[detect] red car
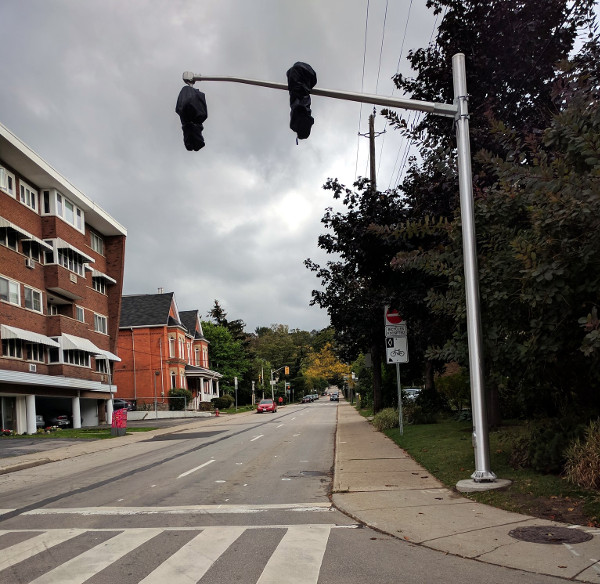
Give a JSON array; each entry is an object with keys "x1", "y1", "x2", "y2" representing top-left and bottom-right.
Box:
[{"x1": 257, "y1": 398, "x2": 277, "y2": 413}]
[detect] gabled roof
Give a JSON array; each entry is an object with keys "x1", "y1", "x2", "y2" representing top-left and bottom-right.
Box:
[
  {"x1": 120, "y1": 293, "x2": 182, "y2": 328},
  {"x1": 179, "y1": 310, "x2": 207, "y2": 341}
]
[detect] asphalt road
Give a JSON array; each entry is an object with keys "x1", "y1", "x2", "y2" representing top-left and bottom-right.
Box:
[{"x1": 0, "y1": 403, "x2": 568, "y2": 583}]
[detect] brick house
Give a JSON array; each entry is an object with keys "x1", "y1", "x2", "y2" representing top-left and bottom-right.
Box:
[
  {"x1": 0, "y1": 122, "x2": 126, "y2": 433},
  {"x1": 114, "y1": 292, "x2": 221, "y2": 409}
]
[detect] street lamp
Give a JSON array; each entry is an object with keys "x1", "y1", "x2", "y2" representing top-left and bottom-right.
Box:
[
  {"x1": 153, "y1": 370, "x2": 160, "y2": 414},
  {"x1": 181, "y1": 54, "x2": 496, "y2": 483}
]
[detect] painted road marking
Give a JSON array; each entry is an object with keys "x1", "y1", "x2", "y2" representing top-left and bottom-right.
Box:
[
  {"x1": 250, "y1": 434, "x2": 264, "y2": 442},
  {"x1": 177, "y1": 458, "x2": 216, "y2": 479}
]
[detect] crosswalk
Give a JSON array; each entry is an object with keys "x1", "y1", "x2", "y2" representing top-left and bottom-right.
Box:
[{"x1": 0, "y1": 524, "x2": 341, "y2": 583}]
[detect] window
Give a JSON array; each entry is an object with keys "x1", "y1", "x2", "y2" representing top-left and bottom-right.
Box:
[
  {"x1": 44, "y1": 241, "x2": 87, "y2": 277},
  {"x1": 0, "y1": 167, "x2": 16, "y2": 198},
  {"x1": 24, "y1": 287, "x2": 42, "y2": 312},
  {"x1": 91, "y1": 232, "x2": 104, "y2": 255},
  {"x1": 96, "y1": 359, "x2": 108, "y2": 373},
  {"x1": 195, "y1": 347, "x2": 200, "y2": 366},
  {"x1": 22, "y1": 241, "x2": 41, "y2": 262},
  {"x1": 75, "y1": 305, "x2": 85, "y2": 322},
  {"x1": 0, "y1": 276, "x2": 20, "y2": 305},
  {"x1": 64, "y1": 350, "x2": 90, "y2": 367},
  {"x1": 92, "y1": 277, "x2": 106, "y2": 294},
  {"x1": 171, "y1": 371, "x2": 176, "y2": 389},
  {"x1": 94, "y1": 313, "x2": 108, "y2": 334},
  {"x1": 41, "y1": 190, "x2": 85, "y2": 233},
  {"x1": 26, "y1": 343, "x2": 45, "y2": 362},
  {"x1": 169, "y1": 337, "x2": 175, "y2": 358},
  {"x1": 0, "y1": 228, "x2": 18, "y2": 251},
  {"x1": 19, "y1": 181, "x2": 38, "y2": 212},
  {"x1": 179, "y1": 337, "x2": 184, "y2": 359},
  {"x1": 2, "y1": 338, "x2": 23, "y2": 359}
]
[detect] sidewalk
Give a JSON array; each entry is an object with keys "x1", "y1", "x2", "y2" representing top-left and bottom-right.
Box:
[{"x1": 332, "y1": 401, "x2": 600, "y2": 583}]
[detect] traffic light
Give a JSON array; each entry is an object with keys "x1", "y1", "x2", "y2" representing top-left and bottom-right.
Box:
[
  {"x1": 286, "y1": 62, "x2": 317, "y2": 140},
  {"x1": 175, "y1": 85, "x2": 208, "y2": 151},
  {"x1": 284, "y1": 366, "x2": 289, "y2": 375}
]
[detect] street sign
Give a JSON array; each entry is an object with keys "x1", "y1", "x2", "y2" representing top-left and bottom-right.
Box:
[
  {"x1": 385, "y1": 324, "x2": 407, "y2": 338},
  {"x1": 386, "y1": 336, "x2": 408, "y2": 364},
  {"x1": 384, "y1": 306, "x2": 403, "y2": 325}
]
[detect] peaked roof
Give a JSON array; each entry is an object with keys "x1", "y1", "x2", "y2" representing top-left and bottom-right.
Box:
[
  {"x1": 179, "y1": 310, "x2": 207, "y2": 340},
  {"x1": 120, "y1": 293, "x2": 183, "y2": 328}
]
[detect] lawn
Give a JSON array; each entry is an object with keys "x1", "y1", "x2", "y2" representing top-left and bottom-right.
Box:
[
  {"x1": 379, "y1": 416, "x2": 600, "y2": 527},
  {"x1": 1, "y1": 427, "x2": 156, "y2": 440}
]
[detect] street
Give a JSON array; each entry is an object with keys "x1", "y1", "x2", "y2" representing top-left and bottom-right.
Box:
[{"x1": 0, "y1": 402, "x2": 570, "y2": 583}]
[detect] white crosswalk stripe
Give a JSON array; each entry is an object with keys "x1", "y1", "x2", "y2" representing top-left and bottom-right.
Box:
[{"x1": 0, "y1": 525, "x2": 335, "y2": 584}]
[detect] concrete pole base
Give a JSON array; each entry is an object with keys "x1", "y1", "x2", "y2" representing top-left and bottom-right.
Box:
[{"x1": 456, "y1": 478, "x2": 512, "y2": 493}]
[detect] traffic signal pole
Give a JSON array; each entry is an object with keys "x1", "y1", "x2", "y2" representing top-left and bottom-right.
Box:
[{"x1": 182, "y1": 53, "x2": 496, "y2": 483}]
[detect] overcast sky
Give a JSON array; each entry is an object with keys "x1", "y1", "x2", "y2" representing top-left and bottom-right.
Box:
[{"x1": 1, "y1": 0, "x2": 440, "y2": 333}]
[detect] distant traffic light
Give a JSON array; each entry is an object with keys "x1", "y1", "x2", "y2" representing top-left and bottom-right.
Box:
[
  {"x1": 284, "y1": 366, "x2": 290, "y2": 375},
  {"x1": 286, "y1": 62, "x2": 317, "y2": 141},
  {"x1": 175, "y1": 85, "x2": 208, "y2": 151}
]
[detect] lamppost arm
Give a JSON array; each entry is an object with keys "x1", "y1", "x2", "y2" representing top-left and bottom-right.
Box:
[{"x1": 182, "y1": 72, "x2": 457, "y2": 118}]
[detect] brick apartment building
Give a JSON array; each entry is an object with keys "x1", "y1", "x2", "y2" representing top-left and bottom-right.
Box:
[
  {"x1": 0, "y1": 122, "x2": 127, "y2": 433},
  {"x1": 114, "y1": 292, "x2": 221, "y2": 409}
]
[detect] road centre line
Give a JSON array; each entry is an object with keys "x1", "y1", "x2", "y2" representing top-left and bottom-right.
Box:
[{"x1": 177, "y1": 458, "x2": 216, "y2": 479}]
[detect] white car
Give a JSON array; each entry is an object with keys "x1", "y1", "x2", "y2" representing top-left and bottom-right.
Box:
[{"x1": 403, "y1": 388, "x2": 422, "y2": 401}]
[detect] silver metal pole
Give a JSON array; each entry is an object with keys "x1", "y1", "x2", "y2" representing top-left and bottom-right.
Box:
[
  {"x1": 182, "y1": 72, "x2": 457, "y2": 118},
  {"x1": 396, "y1": 363, "x2": 403, "y2": 435},
  {"x1": 452, "y1": 53, "x2": 495, "y2": 482}
]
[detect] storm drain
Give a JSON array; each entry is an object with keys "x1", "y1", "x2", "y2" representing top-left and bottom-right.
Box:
[{"x1": 508, "y1": 526, "x2": 593, "y2": 545}]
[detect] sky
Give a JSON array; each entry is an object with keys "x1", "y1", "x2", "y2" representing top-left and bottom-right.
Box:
[{"x1": 0, "y1": 0, "x2": 441, "y2": 333}]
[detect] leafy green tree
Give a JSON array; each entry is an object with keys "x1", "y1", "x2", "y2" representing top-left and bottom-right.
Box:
[{"x1": 201, "y1": 321, "x2": 248, "y2": 394}]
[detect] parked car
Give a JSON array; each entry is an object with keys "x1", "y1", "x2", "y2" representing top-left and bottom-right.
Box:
[
  {"x1": 48, "y1": 414, "x2": 71, "y2": 427},
  {"x1": 112, "y1": 399, "x2": 135, "y2": 411},
  {"x1": 257, "y1": 398, "x2": 277, "y2": 413},
  {"x1": 330, "y1": 392, "x2": 339, "y2": 401},
  {"x1": 312, "y1": 393, "x2": 319, "y2": 400},
  {"x1": 301, "y1": 395, "x2": 313, "y2": 403},
  {"x1": 403, "y1": 388, "x2": 422, "y2": 401},
  {"x1": 35, "y1": 415, "x2": 45, "y2": 428}
]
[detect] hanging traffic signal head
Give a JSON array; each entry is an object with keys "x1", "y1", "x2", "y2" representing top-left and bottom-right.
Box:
[
  {"x1": 286, "y1": 62, "x2": 317, "y2": 140},
  {"x1": 175, "y1": 85, "x2": 208, "y2": 151}
]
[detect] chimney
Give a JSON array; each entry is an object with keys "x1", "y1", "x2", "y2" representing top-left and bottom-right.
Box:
[{"x1": 158, "y1": 287, "x2": 164, "y2": 294}]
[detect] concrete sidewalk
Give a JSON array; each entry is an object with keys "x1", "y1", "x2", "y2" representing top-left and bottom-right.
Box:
[{"x1": 332, "y1": 401, "x2": 600, "y2": 583}]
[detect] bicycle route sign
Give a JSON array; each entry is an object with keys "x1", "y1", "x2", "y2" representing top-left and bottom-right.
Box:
[{"x1": 384, "y1": 306, "x2": 408, "y2": 363}]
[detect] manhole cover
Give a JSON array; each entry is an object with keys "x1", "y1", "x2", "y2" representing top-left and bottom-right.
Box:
[{"x1": 508, "y1": 526, "x2": 593, "y2": 545}]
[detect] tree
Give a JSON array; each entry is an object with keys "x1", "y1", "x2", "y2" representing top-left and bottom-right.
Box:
[
  {"x1": 207, "y1": 300, "x2": 247, "y2": 344},
  {"x1": 201, "y1": 321, "x2": 248, "y2": 393},
  {"x1": 303, "y1": 342, "x2": 350, "y2": 387},
  {"x1": 395, "y1": 39, "x2": 600, "y2": 416}
]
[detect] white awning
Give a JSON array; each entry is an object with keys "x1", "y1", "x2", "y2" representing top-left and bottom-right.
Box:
[
  {"x1": 0, "y1": 324, "x2": 60, "y2": 347},
  {"x1": 60, "y1": 333, "x2": 103, "y2": 353},
  {"x1": 54, "y1": 238, "x2": 95, "y2": 263},
  {"x1": 95, "y1": 349, "x2": 121, "y2": 362},
  {"x1": 0, "y1": 217, "x2": 53, "y2": 250},
  {"x1": 92, "y1": 269, "x2": 117, "y2": 284}
]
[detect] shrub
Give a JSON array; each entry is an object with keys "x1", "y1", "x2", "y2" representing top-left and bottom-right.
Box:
[
  {"x1": 168, "y1": 388, "x2": 193, "y2": 410},
  {"x1": 564, "y1": 419, "x2": 600, "y2": 490},
  {"x1": 436, "y1": 371, "x2": 470, "y2": 411},
  {"x1": 402, "y1": 402, "x2": 438, "y2": 425},
  {"x1": 372, "y1": 408, "x2": 399, "y2": 431},
  {"x1": 211, "y1": 395, "x2": 234, "y2": 410}
]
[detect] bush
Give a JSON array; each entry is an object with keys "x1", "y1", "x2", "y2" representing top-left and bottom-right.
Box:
[
  {"x1": 402, "y1": 402, "x2": 438, "y2": 425},
  {"x1": 372, "y1": 408, "x2": 399, "y2": 431},
  {"x1": 212, "y1": 395, "x2": 234, "y2": 410},
  {"x1": 564, "y1": 419, "x2": 600, "y2": 490},
  {"x1": 168, "y1": 388, "x2": 192, "y2": 410}
]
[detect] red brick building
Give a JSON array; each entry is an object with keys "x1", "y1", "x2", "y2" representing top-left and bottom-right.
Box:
[
  {"x1": 0, "y1": 122, "x2": 126, "y2": 433},
  {"x1": 114, "y1": 292, "x2": 221, "y2": 409}
]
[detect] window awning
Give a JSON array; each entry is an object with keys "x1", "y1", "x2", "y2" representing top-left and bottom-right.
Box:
[
  {"x1": 60, "y1": 333, "x2": 103, "y2": 353},
  {"x1": 54, "y1": 238, "x2": 95, "y2": 264},
  {"x1": 92, "y1": 269, "x2": 117, "y2": 284},
  {"x1": 1, "y1": 324, "x2": 60, "y2": 347},
  {"x1": 0, "y1": 217, "x2": 53, "y2": 250},
  {"x1": 95, "y1": 349, "x2": 121, "y2": 362}
]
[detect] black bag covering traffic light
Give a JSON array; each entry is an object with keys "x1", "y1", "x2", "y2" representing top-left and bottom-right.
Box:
[
  {"x1": 175, "y1": 85, "x2": 208, "y2": 151},
  {"x1": 286, "y1": 62, "x2": 317, "y2": 140}
]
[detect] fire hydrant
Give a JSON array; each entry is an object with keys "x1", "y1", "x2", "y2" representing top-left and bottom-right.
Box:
[{"x1": 215, "y1": 408, "x2": 219, "y2": 417}]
